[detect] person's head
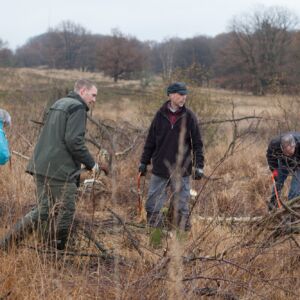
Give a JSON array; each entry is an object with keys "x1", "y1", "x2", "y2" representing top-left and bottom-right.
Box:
[
  {"x1": 280, "y1": 133, "x2": 296, "y2": 156},
  {"x1": 0, "y1": 109, "x2": 11, "y2": 127},
  {"x1": 167, "y1": 82, "x2": 188, "y2": 109},
  {"x1": 74, "y1": 79, "x2": 97, "y2": 107}
]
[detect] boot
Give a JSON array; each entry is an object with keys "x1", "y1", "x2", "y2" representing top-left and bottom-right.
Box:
[
  {"x1": 178, "y1": 214, "x2": 191, "y2": 232},
  {"x1": 267, "y1": 195, "x2": 278, "y2": 212}
]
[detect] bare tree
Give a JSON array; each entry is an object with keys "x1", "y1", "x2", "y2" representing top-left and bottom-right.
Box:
[
  {"x1": 97, "y1": 29, "x2": 148, "y2": 82},
  {"x1": 53, "y1": 20, "x2": 89, "y2": 69},
  {"x1": 228, "y1": 6, "x2": 297, "y2": 95},
  {"x1": 157, "y1": 38, "x2": 179, "y2": 81},
  {"x1": 0, "y1": 39, "x2": 13, "y2": 67}
]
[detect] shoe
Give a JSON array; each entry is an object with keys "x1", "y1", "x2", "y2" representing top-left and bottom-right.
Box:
[{"x1": 178, "y1": 214, "x2": 192, "y2": 232}]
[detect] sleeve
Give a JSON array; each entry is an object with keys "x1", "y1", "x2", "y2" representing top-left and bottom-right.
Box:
[
  {"x1": 140, "y1": 116, "x2": 157, "y2": 165},
  {"x1": 190, "y1": 113, "x2": 204, "y2": 169},
  {"x1": 266, "y1": 141, "x2": 279, "y2": 171},
  {"x1": 65, "y1": 107, "x2": 95, "y2": 170}
]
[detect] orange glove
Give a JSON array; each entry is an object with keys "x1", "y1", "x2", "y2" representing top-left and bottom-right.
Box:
[{"x1": 272, "y1": 169, "x2": 278, "y2": 178}]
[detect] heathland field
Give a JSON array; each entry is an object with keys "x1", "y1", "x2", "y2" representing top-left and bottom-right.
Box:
[{"x1": 0, "y1": 68, "x2": 300, "y2": 299}]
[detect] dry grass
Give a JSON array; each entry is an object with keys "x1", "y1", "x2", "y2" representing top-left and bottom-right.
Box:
[{"x1": 0, "y1": 68, "x2": 300, "y2": 299}]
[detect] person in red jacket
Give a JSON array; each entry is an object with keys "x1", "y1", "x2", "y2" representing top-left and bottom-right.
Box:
[
  {"x1": 266, "y1": 132, "x2": 300, "y2": 211},
  {"x1": 139, "y1": 82, "x2": 204, "y2": 230}
]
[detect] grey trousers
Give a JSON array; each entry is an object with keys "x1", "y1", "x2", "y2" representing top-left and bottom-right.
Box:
[
  {"x1": 1, "y1": 175, "x2": 77, "y2": 250},
  {"x1": 145, "y1": 174, "x2": 190, "y2": 227}
]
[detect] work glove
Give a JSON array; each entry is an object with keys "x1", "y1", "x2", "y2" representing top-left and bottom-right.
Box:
[
  {"x1": 92, "y1": 163, "x2": 109, "y2": 176},
  {"x1": 139, "y1": 163, "x2": 147, "y2": 176},
  {"x1": 272, "y1": 169, "x2": 279, "y2": 180},
  {"x1": 193, "y1": 168, "x2": 204, "y2": 180}
]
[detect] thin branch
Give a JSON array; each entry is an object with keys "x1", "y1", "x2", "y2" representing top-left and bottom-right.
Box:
[
  {"x1": 108, "y1": 208, "x2": 144, "y2": 258},
  {"x1": 12, "y1": 150, "x2": 30, "y2": 160},
  {"x1": 200, "y1": 115, "x2": 263, "y2": 125}
]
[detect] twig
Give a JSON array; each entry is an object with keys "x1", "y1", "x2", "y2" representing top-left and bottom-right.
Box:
[
  {"x1": 115, "y1": 135, "x2": 139, "y2": 158},
  {"x1": 199, "y1": 115, "x2": 263, "y2": 125},
  {"x1": 76, "y1": 223, "x2": 108, "y2": 254},
  {"x1": 194, "y1": 215, "x2": 263, "y2": 225},
  {"x1": 12, "y1": 150, "x2": 30, "y2": 160},
  {"x1": 26, "y1": 246, "x2": 128, "y2": 264},
  {"x1": 86, "y1": 137, "x2": 102, "y2": 150},
  {"x1": 190, "y1": 287, "x2": 238, "y2": 299},
  {"x1": 108, "y1": 208, "x2": 144, "y2": 258},
  {"x1": 30, "y1": 119, "x2": 44, "y2": 126},
  {"x1": 183, "y1": 254, "x2": 296, "y2": 295},
  {"x1": 131, "y1": 257, "x2": 170, "y2": 290}
]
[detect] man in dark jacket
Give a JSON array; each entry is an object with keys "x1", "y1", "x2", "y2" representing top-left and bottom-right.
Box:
[
  {"x1": 1, "y1": 79, "x2": 106, "y2": 250},
  {"x1": 139, "y1": 82, "x2": 204, "y2": 230},
  {"x1": 266, "y1": 132, "x2": 300, "y2": 211}
]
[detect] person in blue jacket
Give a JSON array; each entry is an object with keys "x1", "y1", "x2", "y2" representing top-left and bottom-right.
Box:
[{"x1": 0, "y1": 109, "x2": 11, "y2": 165}]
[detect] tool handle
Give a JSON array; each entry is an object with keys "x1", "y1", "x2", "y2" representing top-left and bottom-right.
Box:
[
  {"x1": 137, "y1": 173, "x2": 142, "y2": 213},
  {"x1": 271, "y1": 174, "x2": 282, "y2": 208}
]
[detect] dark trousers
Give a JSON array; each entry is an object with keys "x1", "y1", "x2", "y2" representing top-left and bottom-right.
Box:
[{"x1": 0, "y1": 175, "x2": 77, "y2": 250}]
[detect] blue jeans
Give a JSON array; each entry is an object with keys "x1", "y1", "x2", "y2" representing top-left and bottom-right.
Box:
[
  {"x1": 145, "y1": 174, "x2": 190, "y2": 218},
  {"x1": 271, "y1": 167, "x2": 300, "y2": 204}
]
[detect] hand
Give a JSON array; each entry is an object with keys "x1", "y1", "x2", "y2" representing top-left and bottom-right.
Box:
[
  {"x1": 92, "y1": 163, "x2": 109, "y2": 176},
  {"x1": 139, "y1": 163, "x2": 147, "y2": 176},
  {"x1": 272, "y1": 169, "x2": 279, "y2": 179},
  {"x1": 100, "y1": 163, "x2": 109, "y2": 176},
  {"x1": 92, "y1": 163, "x2": 99, "y2": 175},
  {"x1": 193, "y1": 168, "x2": 203, "y2": 180}
]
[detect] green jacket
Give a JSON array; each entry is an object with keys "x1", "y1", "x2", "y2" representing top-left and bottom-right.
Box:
[{"x1": 26, "y1": 91, "x2": 95, "y2": 181}]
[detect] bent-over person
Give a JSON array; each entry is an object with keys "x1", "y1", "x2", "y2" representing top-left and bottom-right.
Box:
[{"x1": 266, "y1": 132, "x2": 300, "y2": 211}]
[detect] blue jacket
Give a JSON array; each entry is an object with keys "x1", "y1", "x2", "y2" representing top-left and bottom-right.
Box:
[{"x1": 0, "y1": 121, "x2": 10, "y2": 165}]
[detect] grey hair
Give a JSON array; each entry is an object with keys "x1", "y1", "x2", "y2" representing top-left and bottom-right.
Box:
[
  {"x1": 74, "y1": 79, "x2": 95, "y2": 93},
  {"x1": 0, "y1": 109, "x2": 11, "y2": 126},
  {"x1": 280, "y1": 133, "x2": 296, "y2": 149}
]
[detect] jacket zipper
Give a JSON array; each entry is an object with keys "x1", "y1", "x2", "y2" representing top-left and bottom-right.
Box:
[{"x1": 161, "y1": 111, "x2": 186, "y2": 130}]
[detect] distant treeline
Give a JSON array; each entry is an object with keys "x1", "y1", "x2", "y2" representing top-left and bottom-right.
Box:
[{"x1": 1, "y1": 6, "x2": 300, "y2": 95}]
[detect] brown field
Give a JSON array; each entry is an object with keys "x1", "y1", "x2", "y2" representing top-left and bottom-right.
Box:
[{"x1": 0, "y1": 68, "x2": 300, "y2": 299}]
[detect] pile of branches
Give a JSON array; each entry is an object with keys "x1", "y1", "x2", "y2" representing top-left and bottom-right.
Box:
[{"x1": 246, "y1": 196, "x2": 300, "y2": 248}]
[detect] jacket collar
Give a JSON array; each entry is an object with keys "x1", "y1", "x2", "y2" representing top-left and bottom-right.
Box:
[
  {"x1": 67, "y1": 91, "x2": 89, "y2": 111},
  {"x1": 160, "y1": 100, "x2": 186, "y2": 114}
]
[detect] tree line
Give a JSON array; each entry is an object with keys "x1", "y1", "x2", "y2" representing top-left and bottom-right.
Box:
[{"x1": 1, "y1": 6, "x2": 300, "y2": 95}]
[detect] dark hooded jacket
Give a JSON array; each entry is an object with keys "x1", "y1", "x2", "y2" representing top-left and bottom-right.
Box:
[
  {"x1": 26, "y1": 91, "x2": 95, "y2": 181},
  {"x1": 266, "y1": 132, "x2": 300, "y2": 172},
  {"x1": 140, "y1": 101, "x2": 204, "y2": 178}
]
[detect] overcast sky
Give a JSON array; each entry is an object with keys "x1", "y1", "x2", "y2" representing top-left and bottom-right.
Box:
[{"x1": 2, "y1": 0, "x2": 300, "y2": 49}]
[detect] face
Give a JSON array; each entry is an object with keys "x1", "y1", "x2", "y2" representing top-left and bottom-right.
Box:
[
  {"x1": 80, "y1": 86, "x2": 98, "y2": 106},
  {"x1": 282, "y1": 144, "x2": 295, "y2": 157},
  {"x1": 169, "y1": 93, "x2": 187, "y2": 109}
]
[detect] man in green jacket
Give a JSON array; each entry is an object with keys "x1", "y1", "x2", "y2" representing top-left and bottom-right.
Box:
[{"x1": 1, "y1": 79, "x2": 105, "y2": 250}]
